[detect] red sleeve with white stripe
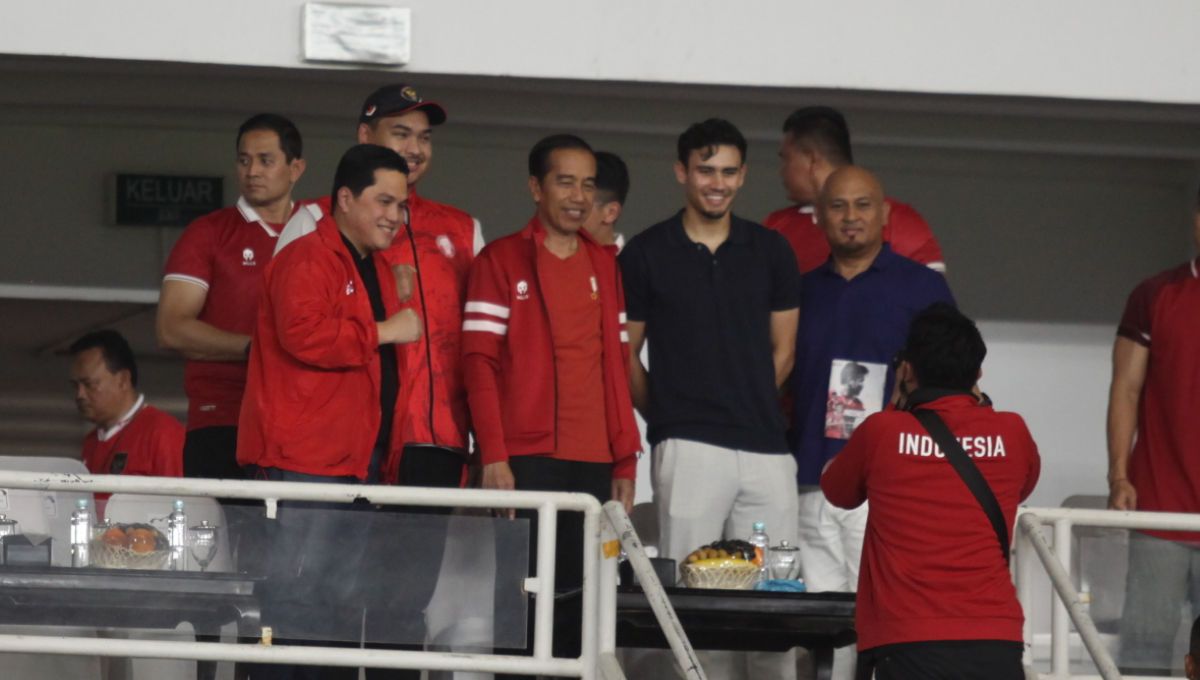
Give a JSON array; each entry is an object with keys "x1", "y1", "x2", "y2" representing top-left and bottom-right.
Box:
[
  {"x1": 163, "y1": 216, "x2": 216, "y2": 290},
  {"x1": 1117, "y1": 276, "x2": 1158, "y2": 348},
  {"x1": 462, "y1": 249, "x2": 511, "y2": 464}
]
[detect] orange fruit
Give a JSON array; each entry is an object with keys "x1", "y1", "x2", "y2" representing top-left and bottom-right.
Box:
[
  {"x1": 101, "y1": 526, "x2": 128, "y2": 548},
  {"x1": 129, "y1": 528, "x2": 157, "y2": 554}
]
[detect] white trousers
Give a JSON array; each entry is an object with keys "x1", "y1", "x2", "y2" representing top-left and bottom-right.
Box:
[
  {"x1": 654, "y1": 438, "x2": 800, "y2": 680},
  {"x1": 796, "y1": 488, "x2": 867, "y2": 680}
]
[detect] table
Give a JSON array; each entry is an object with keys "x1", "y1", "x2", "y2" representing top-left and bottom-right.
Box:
[
  {"x1": 615, "y1": 586, "x2": 856, "y2": 680},
  {"x1": 0, "y1": 565, "x2": 261, "y2": 680}
]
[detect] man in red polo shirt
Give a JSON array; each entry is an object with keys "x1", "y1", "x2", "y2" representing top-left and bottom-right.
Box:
[
  {"x1": 276, "y1": 84, "x2": 480, "y2": 491},
  {"x1": 764, "y1": 106, "x2": 945, "y2": 274},
  {"x1": 1107, "y1": 194, "x2": 1200, "y2": 673},
  {"x1": 157, "y1": 113, "x2": 306, "y2": 479},
  {"x1": 71, "y1": 329, "x2": 183, "y2": 482},
  {"x1": 822, "y1": 304, "x2": 1039, "y2": 678},
  {"x1": 464, "y1": 134, "x2": 640, "y2": 679}
]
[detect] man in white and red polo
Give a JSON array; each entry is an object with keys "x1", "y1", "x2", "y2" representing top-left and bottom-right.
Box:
[{"x1": 157, "y1": 113, "x2": 306, "y2": 480}]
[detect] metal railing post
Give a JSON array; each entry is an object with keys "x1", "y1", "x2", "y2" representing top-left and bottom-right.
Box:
[
  {"x1": 1014, "y1": 510, "x2": 1035, "y2": 670},
  {"x1": 580, "y1": 502, "x2": 601, "y2": 680},
  {"x1": 601, "y1": 501, "x2": 707, "y2": 680},
  {"x1": 533, "y1": 501, "x2": 559, "y2": 661},
  {"x1": 1052, "y1": 518, "x2": 1072, "y2": 677},
  {"x1": 1018, "y1": 513, "x2": 1121, "y2": 680},
  {"x1": 598, "y1": 512, "x2": 620, "y2": 656}
]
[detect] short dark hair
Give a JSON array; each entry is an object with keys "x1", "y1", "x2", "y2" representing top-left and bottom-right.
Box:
[
  {"x1": 899, "y1": 303, "x2": 985, "y2": 391},
  {"x1": 594, "y1": 151, "x2": 630, "y2": 205},
  {"x1": 782, "y1": 106, "x2": 853, "y2": 166},
  {"x1": 676, "y1": 118, "x2": 747, "y2": 166},
  {"x1": 330, "y1": 144, "x2": 409, "y2": 216},
  {"x1": 528, "y1": 134, "x2": 593, "y2": 181},
  {"x1": 237, "y1": 113, "x2": 304, "y2": 162},
  {"x1": 69, "y1": 330, "x2": 138, "y2": 388}
]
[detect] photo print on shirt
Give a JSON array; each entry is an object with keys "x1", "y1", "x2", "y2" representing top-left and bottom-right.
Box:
[{"x1": 824, "y1": 358, "x2": 887, "y2": 439}]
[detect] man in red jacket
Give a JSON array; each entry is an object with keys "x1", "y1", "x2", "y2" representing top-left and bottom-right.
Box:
[
  {"x1": 822, "y1": 303, "x2": 1039, "y2": 678},
  {"x1": 237, "y1": 144, "x2": 421, "y2": 680},
  {"x1": 463, "y1": 134, "x2": 640, "y2": 677},
  {"x1": 764, "y1": 106, "x2": 946, "y2": 274},
  {"x1": 275, "y1": 84, "x2": 481, "y2": 490}
]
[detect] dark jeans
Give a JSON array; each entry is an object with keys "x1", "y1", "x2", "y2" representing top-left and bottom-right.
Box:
[
  {"x1": 364, "y1": 445, "x2": 466, "y2": 680},
  {"x1": 857, "y1": 640, "x2": 1024, "y2": 680},
  {"x1": 496, "y1": 457, "x2": 612, "y2": 680},
  {"x1": 246, "y1": 468, "x2": 369, "y2": 680},
  {"x1": 249, "y1": 447, "x2": 466, "y2": 680}
]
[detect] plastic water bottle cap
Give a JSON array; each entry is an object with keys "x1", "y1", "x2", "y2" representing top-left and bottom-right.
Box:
[
  {"x1": 174, "y1": 500, "x2": 184, "y2": 511},
  {"x1": 76, "y1": 499, "x2": 88, "y2": 509},
  {"x1": 752, "y1": 521, "x2": 765, "y2": 532}
]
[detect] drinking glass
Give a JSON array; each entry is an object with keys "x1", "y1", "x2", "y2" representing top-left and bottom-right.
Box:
[
  {"x1": 188, "y1": 521, "x2": 218, "y2": 573},
  {"x1": 769, "y1": 540, "x2": 801, "y2": 581}
]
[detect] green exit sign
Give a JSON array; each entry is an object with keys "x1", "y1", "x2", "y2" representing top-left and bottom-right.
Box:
[{"x1": 114, "y1": 174, "x2": 224, "y2": 227}]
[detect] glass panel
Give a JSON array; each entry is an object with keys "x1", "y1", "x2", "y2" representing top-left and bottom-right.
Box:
[{"x1": 0, "y1": 496, "x2": 530, "y2": 651}]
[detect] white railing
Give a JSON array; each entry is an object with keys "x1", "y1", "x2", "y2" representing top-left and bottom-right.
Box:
[
  {"x1": 1015, "y1": 506, "x2": 1200, "y2": 680},
  {"x1": 0, "y1": 470, "x2": 703, "y2": 680}
]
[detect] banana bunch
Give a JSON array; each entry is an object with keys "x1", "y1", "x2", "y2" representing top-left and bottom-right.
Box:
[{"x1": 684, "y1": 539, "x2": 757, "y2": 566}]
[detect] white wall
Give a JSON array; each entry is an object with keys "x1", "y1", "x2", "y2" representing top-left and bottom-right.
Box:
[{"x1": 6, "y1": 1, "x2": 1200, "y2": 105}]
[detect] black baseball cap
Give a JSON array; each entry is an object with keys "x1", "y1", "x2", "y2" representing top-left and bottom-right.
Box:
[{"x1": 359, "y1": 84, "x2": 447, "y2": 126}]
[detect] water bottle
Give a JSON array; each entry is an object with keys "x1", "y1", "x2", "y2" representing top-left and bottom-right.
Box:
[
  {"x1": 70, "y1": 498, "x2": 91, "y2": 568},
  {"x1": 748, "y1": 521, "x2": 770, "y2": 581},
  {"x1": 167, "y1": 499, "x2": 187, "y2": 571}
]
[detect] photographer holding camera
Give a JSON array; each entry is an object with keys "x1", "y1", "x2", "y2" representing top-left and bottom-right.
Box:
[{"x1": 821, "y1": 303, "x2": 1041, "y2": 679}]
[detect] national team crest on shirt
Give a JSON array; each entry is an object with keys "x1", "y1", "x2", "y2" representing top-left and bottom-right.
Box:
[
  {"x1": 436, "y1": 235, "x2": 455, "y2": 258},
  {"x1": 242, "y1": 248, "x2": 256, "y2": 266},
  {"x1": 346, "y1": 280, "x2": 356, "y2": 295},
  {"x1": 515, "y1": 280, "x2": 530, "y2": 301}
]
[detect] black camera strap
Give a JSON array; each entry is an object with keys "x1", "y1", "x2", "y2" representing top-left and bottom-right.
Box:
[{"x1": 912, "y1": 408, "x2": 1010, "y2": 566}]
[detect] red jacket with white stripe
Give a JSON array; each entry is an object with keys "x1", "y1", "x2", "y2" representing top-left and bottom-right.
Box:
[
  {"x1": 237, "y1": 215, "x2": 404, "y2": 479},
  {"x1": 462, "y1": 217, "x2": 640, "y2": 479}
]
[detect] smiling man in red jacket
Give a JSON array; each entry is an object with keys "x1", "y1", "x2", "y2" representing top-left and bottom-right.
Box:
[
  {"x1": 764, "y1": 106, "x2": 945, "y2": 274},
  {"x1": 821, "y1": 304, "x2": 1039, "y2": 679},
  {"x1": 463, "y1": 134, "x2": 640, "y2": 678},
  {"x1": 237, "y1": 144, "x2": 420, "y2": 680}
]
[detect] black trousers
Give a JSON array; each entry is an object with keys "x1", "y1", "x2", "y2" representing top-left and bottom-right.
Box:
[
  {"x1": 183, "y1": 426, "x2": 243, "y2": 479},
  {"x1": 496, "y1": 457, "x2": 613, "y2": 680},
  {"x1": 857, "y1": 640, "x2": 1024, "y2": 680},
  {"x1": 184, "y1": 426, "x2": 269, "y2": 578}
]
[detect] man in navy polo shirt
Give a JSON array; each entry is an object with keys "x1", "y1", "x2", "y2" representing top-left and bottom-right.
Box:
[
  {"x1": 791, "y1": 165, "x2": 954, "y2": 680},
  {"x1": 620, "y1": 118, "x2": 801, "y2": 680}
]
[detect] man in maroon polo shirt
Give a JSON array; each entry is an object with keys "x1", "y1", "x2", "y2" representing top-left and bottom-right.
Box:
[{"x1": 1107, "y1": 190, "x2": 1200, "y2": 673}]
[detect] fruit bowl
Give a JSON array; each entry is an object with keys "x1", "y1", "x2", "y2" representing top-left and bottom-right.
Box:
[
  {"x1": 681, "y1": 559, "x2": 760, "y2": 590},
  {"x1": 90, "y1": 523, "x2": 169, "y2": 570}
]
